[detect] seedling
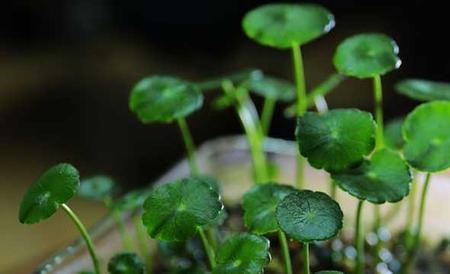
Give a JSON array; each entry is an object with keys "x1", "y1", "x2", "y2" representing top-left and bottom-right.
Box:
[
  {"x1": 141, "y1": 176, "x2": 223, "y2": 269},
  {"x1": 243, "y1": 183, "x2": 296, "y2": 274},
  {"x1": 107, "y1": 252, "x2": 145, "y2": 274},
  {"x1": 213, "y1": 233, "x2": 270, "y2": 274},
  {"x1": 400, "y1": 101, "x2": 450, "y2": 272},
  {"x1": 243, "y1": 3, "x2": 335, "y2": 188},
  {"x1": 129, "y1": 76, "x2": 203, "y2": 175},
  {"x1": 395, "y1": 79, "x2": 450, "y2": 101},
  {"x1": 276, "y1": 190, "x2": 343, "y2": 274},
  {"x1": 19, "y1": 163, "x2": 101, "y2": 274}
]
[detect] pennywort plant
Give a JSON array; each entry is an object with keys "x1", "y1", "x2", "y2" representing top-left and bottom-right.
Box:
[
  {"x1": 19, "y1": 164, "x2": 101, "y2": 274},
  {"x1": 20, "y1": 2, "x2": 450, "y2": 274}
]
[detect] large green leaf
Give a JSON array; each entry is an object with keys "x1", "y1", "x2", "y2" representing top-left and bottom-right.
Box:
[
  {"x1": 276, "y1": 190, "x2": 343, "y2": 242},
  {"x1": 296, "y1": 109, "x2": 376, "y2": 172},
  {"x1": 79, "y1": 175, "x2": 118, "y2": 201},
  {"x1": 242, "y1": 183, "x2": 297, "y2": 235},
  {"x1": 242, "y1": 3, "x2": 335, "y2": 49},
  {"x1": 107, "y1": 252, "x2": 145, "y2": 274},
  {"x1": 214, "y1": 233, "x2": 270, "y2": 274},
  {"x1": 333, "y1": 33, "x2": 401, "y2": 78},
  {"x1": 249, "y1": 72, "x2": 295, "y2": 101},
  {"x1": 384, "y1": 117, "x2": 405, "y2": 150},
  {"x1": 403, "y1": 101, "x2": 450, "y2": 172},
  {"x1": 142, "y1": 177, "x2": 223, "y2": 241},
  {"x1": 19, "y1": 163, "x2": 80, "y2": 224},
  {"x1": 396, "y1": 79, "x2": 450, "y2": 101},
  {"x1": 332, "y1": 149, "x2": 411, "y2": 204},
  {"x1": 129, "y1": 76, "x2": 203, "y2": 123}
]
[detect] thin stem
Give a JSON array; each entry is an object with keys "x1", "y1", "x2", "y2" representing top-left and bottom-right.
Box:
[
  {"x1": 305, "y1": 73, "x2": 346, "y2": 106},
  {"x1": 405, "y1": 172, "x2": 418, "y2": 250},
  {"x1": 278, "y1": 230, "x2": 293, "y2": 274},
  {"x1": 401, "y1": 173, "x2": 432, "y2": 273},
  {"x1": 112, "y1": 209, "x2": 134, "y2": 251},
  {"x1": 355, "y1": 200, "x2": 365, "y2": 274},
  {"x1": 303, "y1": 242, "x2": 310, "y2": 274},
  {"x1": 198, "y1": 227, "x2": 216, "y2": 270},
  {"x1": 207, "y1": 227, "x2": 218, "y2": 251},
  {"x1": 330, "y1": 179, "x2": 337, "y2": 200},
  {"x1": 291, "y1": 43, "x2": 307, "y2": 189},
  {"x1": 261, "y1": 98, "x2": 276, "y2": 136},
  {"x1": 373, "y1": 75, "x2": 384, "y2": 150},
  {"x1": 61, "y1": 204, "x2": 100, "y2": 274},
  {"x1": 177, "y1": 117, "x2": 200, "y2": 175},
  {"x1": 132, "y1": 213, "x2": 151, "y2": 272},
  {"x1": 222, "y1": 81, "x2": 269, "y2": 183}
]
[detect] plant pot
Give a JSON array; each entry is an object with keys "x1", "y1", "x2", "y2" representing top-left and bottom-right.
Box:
[{"x1": 34, "y1": 135, "x2": 450, "y2": 274}]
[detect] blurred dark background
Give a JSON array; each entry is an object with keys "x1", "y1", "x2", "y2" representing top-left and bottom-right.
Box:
[{"x1": 1, "y1": 0, "x2": 449, "y2": 271}]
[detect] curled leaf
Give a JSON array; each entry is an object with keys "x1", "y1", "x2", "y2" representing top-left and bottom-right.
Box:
[{"x1": 19, "y1": 163, "x2": 80, "y2": 224}]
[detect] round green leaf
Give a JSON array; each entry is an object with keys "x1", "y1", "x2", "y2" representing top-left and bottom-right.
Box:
[
  {"x1": 107, "y1": 252, "x2": 144, "y2": 274},
  {"x1": 403, "y1": 101, "x2": 450, "y2": 172},
  {"x1": 19, "y1": 163, "x2": 80, "y2": 224},
  {"x1": 276, "y1": 190, "x2": 343, "y2": 242},
  {"x1": 315, "y1": 271, "x2": 345, "y2": 274},
  {"x1": 78, "y1": 175, "x2": 118, "y2": 201},
  {"x1": 384, "y1": 117, "x2": 405, "y2": 150},
  {"x1": 214, "y1": 233, "x2": 270, "y2": 274},
  {"x1": 129, "y1": 76, "x2": 203, "y2": 123},
  {"x1": 242, "y1": 3, "x2": 335, "y2": 49},
  {"x1": 142, "y1": 177, "x2": 223, "y2": 241},
  {"x1": 333, "y1": 33, "x2": 401, "y2": 78},
  {"x1": 332, "y1": 149, "x2": 411, "y2": 204},
  {"x1": 296, "y1": 109, "x2": 376, "y2": 172},
  {"x1": 249, "y1": 72, "x2": 295, "y2": 101},
  {"x1": 396, "y1": 79, "x2": 450, "y2": 101},
  {"x1": 243, "y1": 183, "x2": 297, "y2": 235}
]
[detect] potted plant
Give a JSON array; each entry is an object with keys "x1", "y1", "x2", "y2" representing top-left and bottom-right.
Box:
[{"x1": 19, "y1": 2, "x2": 450, "y2": 274}]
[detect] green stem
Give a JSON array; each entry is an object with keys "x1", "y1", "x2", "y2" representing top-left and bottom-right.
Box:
[
  {"x1": 405, "y1": 171, "x2": 418, "y2": 247},
  {"x1": 261, "y1": 98, "x2": 276, "y2": 136},
  {"x1": 401, "y1": 173, "x2": 432, "y2": 273},
  {"x1": 355, "y1": 200, "x2": 365, "y2": 274},
  {"x1": 207, "y1": 227, "x2": 218, "y2": 251},
  {"x1": 198, "y1": 227, "x2": 216, "y2": 270},
  {"x1": 132, "y1": 213, "x2": 151, "y2": 272},
  {"x1": 330, "y1": 179, "x2": 337, "y2": 200},
  {"x1": 278, "y1": 230, "x2": 293, "y2": 274},
  {"x1": 177, "y1": 117, "x2": 200, "y2": 175},
  {"x1": 222, "y1": 81, "x2": 269, "y2": 183},
  {"x1": 373, "y1": 75, "x2": 384, "y2": 150},
  {"x1": 61, "y1": 204, "x2": 100, "y2": 274},
  {"x1": 112, "y1": 209, "x2": 134, "y2": 251},
  {"x1": 291, "y1": 43, "x2": 307, "y2": 189},
  {"x1": 305, "y1": 73, "x2": 346, "y2": 106},
  {"x1": 303, "y1": 242, "x2": 310, "y2": 274}
]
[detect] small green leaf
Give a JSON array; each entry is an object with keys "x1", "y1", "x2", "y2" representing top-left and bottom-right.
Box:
[
  {"x1": 332, "y1": 149, "x2": 411, "y2": 204},
  {"x1": 19, "y1": 163, "x2": 80, "y2": 224},
  {"x1": 129, "y1": 76, "x2": 203, "y2": 123},
  {"x1": 78, "y1": 175, "x2": 118, "y2": 201},
  {"x1": 296, "y1": 109, "x2": 376, "y2": 172},
  {"x1": 315, "y1": 271, "x2": 345, "y2": 274},
  {"x1": 333, "y1": 33, "x2": 401, "y2": 78},
  {"x1": 107, "y1": 252, "x2": 145, "y2": 274},
  {"x1": 384, "y1": 117, "x2": 405, "y2": 150},
  {"x1": 242, "y1": 3, "x2": 335, "y2": 49},
  {"x1": 396, "y1": 79, "x2": 450, "y2": 101},
  {"x1": 243, "y1": 183, "x2": 297, "y2": 235},
  {"x1": 403, "y1": 101, "x2": 450, "y2": 172},
  {"x1": 214, "y1": 233, "x2": 271, "y2": 274},
  {"x1": 112, "y1": 188, "x2": 151, "y2": 212},
  {"x1": 276, "y1": 190, "x2": 343, "y2": 242},
  {"x1": 142, "y1": 177, "x2": 223, "y2": 241},
  {"x1": 249, "y1": 72, "x2": 295, "y2": 101}
]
